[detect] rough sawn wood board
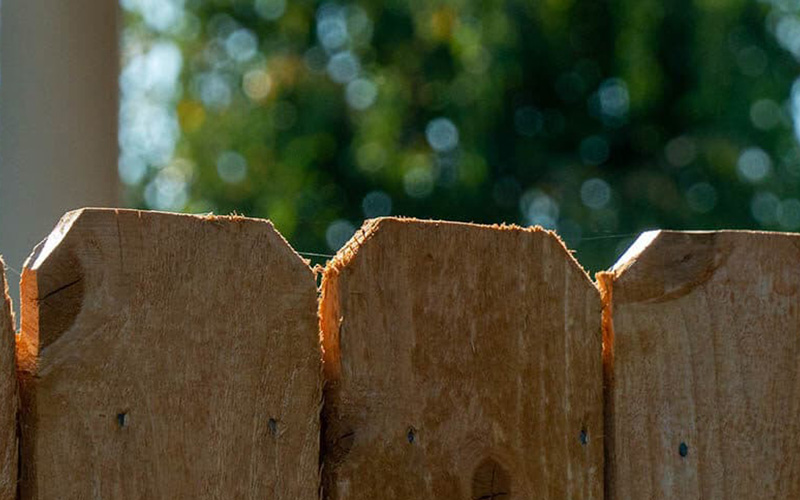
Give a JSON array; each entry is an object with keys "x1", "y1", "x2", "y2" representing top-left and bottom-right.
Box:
[
  {"x1": 599, "y1": 230, "x2": 800, "y2": 499},
  {"x1": 18, "y1": 208, "x2": 320, "y2": 499},
  {"x1": 320, "y1": 218, "x2": 603, "y2": 499}
]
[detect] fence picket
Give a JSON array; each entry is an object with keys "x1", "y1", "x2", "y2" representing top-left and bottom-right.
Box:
[
  {"x1": 319, "y1": 218, "x2": 603, "y2": 499},
  {"x1": 17, "y1": 209, "x2": 321, "y2": 499},
  {"x1": 599, "y1": 230, "x2": 800, "y2": 499},
  {"x1": 0, "y1": 259, "x2": 17, "y2": 500}
]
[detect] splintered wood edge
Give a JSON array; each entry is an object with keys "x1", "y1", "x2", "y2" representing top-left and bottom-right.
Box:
[
  {"x1": 0, "y1": 257, "x2": 15, "y2": 333},
  {"x1": 0, "y1": 256, "x2": 17, "y2": 499},
  {"x1": 318, "y1": 216, "x2": 594, "y2": 382},
  {"x1": 18, "y1": 207, "x2": 313, "y2": 375}
]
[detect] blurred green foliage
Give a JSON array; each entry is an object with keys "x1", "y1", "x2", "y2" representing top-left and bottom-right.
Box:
[{"x1": 119, "y1": 0, "x2": 800, "y2": 271}]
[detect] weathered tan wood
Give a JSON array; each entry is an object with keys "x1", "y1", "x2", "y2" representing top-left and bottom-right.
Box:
[
  {"x1": 0, "y1": 259, "x2": 17, "y2": 499},
  {"x1": 18, "y1": 208, "x2": 320, "y2": 499},
  {"x1": 600, "y1": 230, "x2": 800, "y2": 499},
  {"x1": 320, "y1": 218, "x2": 603, "y2": 499}
]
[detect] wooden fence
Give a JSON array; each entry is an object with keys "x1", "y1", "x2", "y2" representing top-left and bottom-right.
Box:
[{"x1": 0, "y1": 208, "x2": 797, "y2": 499}]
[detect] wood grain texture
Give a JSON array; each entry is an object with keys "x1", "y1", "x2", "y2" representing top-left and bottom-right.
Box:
[
  {"x1": 600, "y1": 230, "x2": 800, "y2": 499},
  {"x1": 18, "y1": 208, "x2": 320, "y2": 499},
  {"x1": 320, "y1": 218, "x2": 602, "y2": 500},
  {"x1": 0, "y1": 259, "x2": 17, "y2": 499}
]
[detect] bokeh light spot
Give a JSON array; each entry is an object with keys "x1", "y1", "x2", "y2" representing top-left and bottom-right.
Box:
[
  {"x1": 225, "y1": 28, "x2": 258, "y2": 62},
  {"x1": 119, "y1": 153, "x2": 147, "y2": 186},
  {"x1": 254, "y1": 0, "x2": 286, "y2": 21},
  {"x1": 404, "y1": 167, "x2": 435, "y2": 198},
  {"x1": 327, "y1": 51, "x2": 360, "y2": 84},
  {"x1": 194, "y1": 72, "x2": 232, "y2": 111},
  {"x1": 580, "y1": 178, "x2": 612, "y2": 209},
  {"x1": 362, "y1": 190, "x2": 392, "y2": 217},
  {"x1": 425, "y1": 118, "x2": 460, "y2": 152},
  {"x1": 144, "y1": 161, "x2": 192, "y2": 211},
  {"x1": 791, "y1": 78, "x2": 800, "y2": 142},
  {"x1": 317, "y1": 4, "x2": 349, "y2": 50},
  {"x1": 326, "y1": 219, "x2": 356, "y2": 251},
  {"x1": 737, "y1": 147, "x2": 772, "y2": 183},
  {"x1": 216, "y1": 151, "x2": 248, "y2": 184},
  {"x1": 751, "y1": 191, "x2": 780, "y2": 226},
  {"x1": 346, "y1": 78, "x2": 378, "y2": 110},
  {"x1": 520, "y1": 189, "x2": 559, "y2": 229},
  {"x1": 243, "y1": 68, "x2": 272, "y2": 101},
  {"x1": 665, "y1": 136, "x2": 697, "y2": 167},
  {"x1": 122, "y1": 0, "x2": 185, "y2": 33},
  {"x1": 598, "y1": 78, "x2": 629, "y2": 123},
  {"x1": 356, "y1": 142, "x2": 387, "y2": 172},
  {"x1": 750, "y1": 99, "x2": 782, "y2": 131}
]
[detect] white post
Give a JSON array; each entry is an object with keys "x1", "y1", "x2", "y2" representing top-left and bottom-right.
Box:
[{"x1": 0, "y1": 0, "x2": 120, "y2": 313}]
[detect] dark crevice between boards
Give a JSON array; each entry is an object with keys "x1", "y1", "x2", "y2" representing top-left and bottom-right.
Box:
[
  {"x1": 596, "y1": 271, "x2": 615, "y2": 500},
  {"x1": 317, "y1": 247, "x2": 341, "y2": 500}
]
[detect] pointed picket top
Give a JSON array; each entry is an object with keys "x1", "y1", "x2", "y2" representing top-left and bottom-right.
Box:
[
  {"x1": 18, "y1": 208, "x2": 320, "y2": 499},
  {"x1": 321, "y1": 217, "x2": 596, "y2": 381},
  {"x1": 320, "y1": 217, "x2": 602, "y2": 499},
  {"x1": 19, "y1": 208, "x2": 313, "y2": 362},
  {"x1": 326, "y1": 216, "x2": 594, "y2": 281}
]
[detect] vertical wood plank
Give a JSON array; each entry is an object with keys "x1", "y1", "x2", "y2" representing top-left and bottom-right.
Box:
[
  {"x1": 17, "y1": 209, "x2": 320, "y2": 499},
  {"x1": 0, "y1": 259, "x2": 17, "y2": 499},
  {"x1": 600, "y1": 230, "x2": 800, "y2": 499},
  {"x1": 320, "y1": 218, "x2": 602, "y2": 499}
]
